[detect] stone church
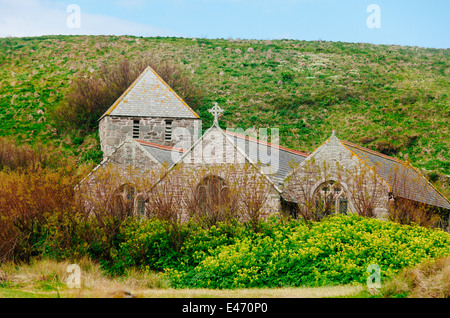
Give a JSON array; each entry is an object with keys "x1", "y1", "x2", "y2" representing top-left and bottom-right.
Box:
[{"x1": 86, "y1": 66, "x2": 450, "y2": 225}]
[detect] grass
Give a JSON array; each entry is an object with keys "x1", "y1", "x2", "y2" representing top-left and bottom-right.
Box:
[
  {"x1": 0, "y1": 35, "x2": 449, "y2": 188},
  {"x1": 374, "y1": 255, "x2": 450, "y2": 298},
  {"x1": 2, "y1": 255, "x2": 449, "y2": 298},
  {"x1": 0, "y1": 258, "x2": 362, "y2": 298}
]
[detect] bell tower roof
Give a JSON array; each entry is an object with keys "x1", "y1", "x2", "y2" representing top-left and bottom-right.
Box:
[{"x1": 99, "y1": 66, "x2": 200, "y2": 120}]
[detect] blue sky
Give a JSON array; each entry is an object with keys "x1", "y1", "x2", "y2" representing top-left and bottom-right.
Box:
[{"x1": 1, "y1": 0, "x2": 449, "y2": 48}]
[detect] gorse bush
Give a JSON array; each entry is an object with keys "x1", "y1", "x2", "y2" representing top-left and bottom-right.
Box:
[
  {"x1": 44, "y1": 212, "x2": 447, "y2": 288},
  {"x1": 164, "y1": 215, "x2": 450, "y2": 289}
]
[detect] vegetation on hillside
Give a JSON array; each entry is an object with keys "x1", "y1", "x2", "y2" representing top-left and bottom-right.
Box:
[{"x1": 0, "y1": 35, "x2": 448, "y2": 186}]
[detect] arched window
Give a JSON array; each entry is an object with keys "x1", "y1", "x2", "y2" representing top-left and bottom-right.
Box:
[
  {"x1": 111, "y1": 184, "x2": 145, "y2": 217},
  {"x1": 196, "y1": 176, "x2": 229, "y2": 212},
  {"x1": 135, "y1": 195, "x2": 147, "y2": 217},
  {"x1": 314, "y1": 181, "x2": 348, "y2": 217}
]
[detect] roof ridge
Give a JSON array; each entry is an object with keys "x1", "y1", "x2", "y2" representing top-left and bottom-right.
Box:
[
  {"x1": 225, "y1": 130, "x2": 309, "y2": 157},
  {"x1": 341, "y1": 140, "x2": 407, "y2": 164},
  {"x1": 136, "y1": 140, "x2": 185, "y2": 153},
  {"x1": 146, "y1": 67, "x2": 200, "y2": 119},
  {"x1": 99, "y1": 66, "x2": 151, "y2": 121},
  {"x1": 99, "y1": 65, "x2": 200, "y2": 120}
]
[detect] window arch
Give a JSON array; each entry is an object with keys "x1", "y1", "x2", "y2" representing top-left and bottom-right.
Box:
[
  {"x1": 135, "y1": 195, "x2": 147, "y2": 217},
  {"x1": 111, "y1": 184, "x2": 146, "y2": 217},
  {"x1": 196, "y1": 175, "x2": 229, "y2": 212},
  {"x1": 314, "y1": 180, "x2": 348, "y2": 217}
]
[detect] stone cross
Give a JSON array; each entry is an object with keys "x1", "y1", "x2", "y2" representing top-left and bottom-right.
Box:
[{"x1": 209, "y1": 103, "x2": 224, "y2": 126}]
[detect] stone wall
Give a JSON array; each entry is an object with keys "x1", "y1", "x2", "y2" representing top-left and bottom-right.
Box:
[
  {"x1": 106, "y1": 137, "x2": 161, "y2": 173},
  {"x1": 99, "y1": 116, "x2": 202, "y2": 158},
  {"x1": 152, "y1": 163, "x2": 281, "y2": 222},
  {"x1": 150, "y1": 126, "x2": 282, "y2": 221},
  {"x1": 78, "y1": 137, "x2": 163, "y2": 217},
  {"x1": 283, "y1": 134, "x2": 391, "y2": 219}
]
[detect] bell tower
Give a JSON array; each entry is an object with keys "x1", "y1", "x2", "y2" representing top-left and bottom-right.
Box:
[{"x1": 98, "y1": 66, "x2": 202, "y2": 158}]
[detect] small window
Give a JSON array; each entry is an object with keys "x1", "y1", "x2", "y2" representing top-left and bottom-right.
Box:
[
  {"x1": 133, "y1": 120, "x2": 140, "y2": 139},
  {"x1": 165, "y1": 120, "x2": 173, "y2": 141},
  {"x1": 136, "y1": 196, "x2": 146, "y2": 217}
]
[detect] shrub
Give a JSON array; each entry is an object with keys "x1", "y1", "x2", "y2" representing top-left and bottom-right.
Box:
[
  {"x1": 0, "y1": 165, "x2": 80, "y2": 262},
  {"x1": 0, "y1": 137, "x2": 61, "y2": 171},
  {"x1": 165, "y1": 215, "x2": 450, "y2": 289}
]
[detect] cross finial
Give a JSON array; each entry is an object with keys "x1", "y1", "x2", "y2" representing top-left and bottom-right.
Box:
[{"x1": 209, "y1": 103, "x2": 224, "y2": 126}]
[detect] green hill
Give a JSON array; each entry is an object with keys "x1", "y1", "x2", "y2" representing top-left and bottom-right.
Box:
[{"x1": 0, "y1": 35, "x2": 449, "y2": 187}]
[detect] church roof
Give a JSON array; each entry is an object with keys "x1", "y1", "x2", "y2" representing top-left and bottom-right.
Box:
[
  {"x1": 342, "y1": 140, "x2": 450, "y2": 210},
  {"x1": 137, "y1": 140, "x2": 185, "y2": 167},
  {"x1": 99, "y1": 66, "x2": 200, "y2": 120},
  {"x1": 225, "y1": 131, "x2": 308, "y2": 186},
  {"x1": 139, "y1": 123, "x2": 309, "y2": 190}
]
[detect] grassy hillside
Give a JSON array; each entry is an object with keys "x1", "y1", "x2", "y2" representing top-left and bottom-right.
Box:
[{"x1": 0, "y1": 35, "x2": 449, "y2": 183}]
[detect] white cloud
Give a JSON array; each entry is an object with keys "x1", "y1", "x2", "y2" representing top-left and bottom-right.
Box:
[{"x1": 0, "y1": 0, "x2": 178, "y2": 37}]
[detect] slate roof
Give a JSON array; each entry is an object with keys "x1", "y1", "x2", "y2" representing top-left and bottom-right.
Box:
[
  {"x1": 225, "y1": 131, "x2": 308, "y2": 186},
  {"x1": 99, "y1": 66, "x2": 200, "y2": 120},
  {"x1": 136, "y1": 127, "x2": 308, "y2": 187},
  {"x1": 137, "y1": 140, "x2": 185, "y2": 167},
  {"x1": 342, "y1": 140, "x2": 450, "y2": 210}
]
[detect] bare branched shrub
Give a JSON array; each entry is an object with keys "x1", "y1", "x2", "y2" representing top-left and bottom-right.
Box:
[
  {"x1": 388, "y1": 197, "x2": 439, "y2": 228},
  {"x1": 145, "y1": 165, "x2": 184, "y2": 223},
  {"x1": 340, "y1": 162, "x2": 386, "y2": 218},
  {"x1": 0, "y1": 137, "x2": 61, "y2": 172},
  {"x1": 386, "y1": 164, "x2": 441, "y2": 228},
  {"x1": 78, "y1": 164, "x2": 162, "y2": 226},
  {"x1": 284, "y1": 158, "x2": 335, "y2": 224},
  {"x1": 239, "y1": 163, "x2": 272, "y2": 231},
  {"x1": 182, "y1": 164, "x2": 242, "y2": 228},
  {"x1": 144, "y1": 164, "x2": 188, "y2": 251}
]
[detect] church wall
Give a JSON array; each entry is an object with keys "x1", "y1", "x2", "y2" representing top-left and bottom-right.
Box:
[
  {"x1": 78, "y1": 138, "x2": 163, "y2": 218},
  {"x1": 153, "y1": 163, "x2": 281, "y2": 223},
  {"x1": 283, "y1": 136, "x2": 391, "y2": 219},
  {"x1": 106, "y1": 138, "x2": 161, "y2": 173},
  {"x1": 150, "y1": 127, "x2": 282, "y2": 222},
  {"x1": 99, "y1": 116, "x2": 201, "y2": 158}
]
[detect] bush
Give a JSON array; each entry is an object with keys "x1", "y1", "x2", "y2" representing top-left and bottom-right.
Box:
[
  {"x1": 165, "y1": 215, "x2": 450, "y2": 289},
  {"x1": 0, "y1": 165, "x2": 80, "y2": 262},
  {"x1": 0, "y1": 137, "x2": 61, "y2": 172},
  {"x1": 1, "y1": 163, "x2": 448, "y2": 289}
]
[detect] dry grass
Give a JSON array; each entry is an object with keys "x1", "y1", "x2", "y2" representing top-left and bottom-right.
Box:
[
  {"x1": 0, "y1": 258, "x2": 362, "y2": 298},
  {"x1": 136, "y1": 285, "x2": 363, "y2": 299},
  {"x1": 3, "y1": 256, "x2": 450, "y2": 298},
  {"x1": 380, "y1": 255, "x2": 450, "y2": 298},
  {"x1": 7, "y1": 256, "x2": 450, "y2": 298}
]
